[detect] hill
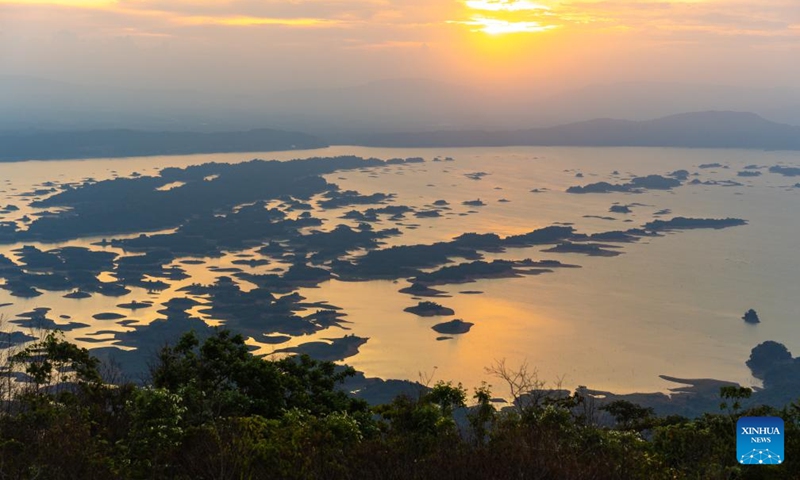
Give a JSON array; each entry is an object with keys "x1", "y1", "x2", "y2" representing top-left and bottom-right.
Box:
[
  {"x1": 355, "y1": 111, "x2": 800, "y2": 150},
  {"x1": 0, "y1": 128, "x2": 328, "y2": 161}
]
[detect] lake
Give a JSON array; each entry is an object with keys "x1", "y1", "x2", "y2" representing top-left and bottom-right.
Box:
[{"x1": 1, "y1": 145, "x2": 798, "y2": 395}]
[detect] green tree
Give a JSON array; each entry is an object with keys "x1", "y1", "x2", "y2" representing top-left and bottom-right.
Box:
[
  {"x1": 151, "y1": 329, "x2": 368, "y2": 424},
  {"x1": 467, "y1": 382, "x2": 495, "y2": 445},
  {"x1": 11, "y1": 331, "x2": 102, "y2": 396},
  {"x1": 602, "y1": 399, "x2": 655, "y2": 431},
  {"x1": 120, "y1": 387, "x2": 187, "y2": 478}
]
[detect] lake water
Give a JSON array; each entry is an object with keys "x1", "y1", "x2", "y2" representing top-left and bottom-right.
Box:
[{"x1": 1, "y1": 146, "x2": 799, "y2": 395}]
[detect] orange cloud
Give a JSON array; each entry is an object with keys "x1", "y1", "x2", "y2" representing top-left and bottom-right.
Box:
[
  {"x1": 465, "y1": 0, "x2": 550, "y2": 12},
  {"x1": 177, "y1": 15, "x2": 343, "y2": 28},
  {"x1": 1, "y1": 0, "x2": 116, "y2": 5}
]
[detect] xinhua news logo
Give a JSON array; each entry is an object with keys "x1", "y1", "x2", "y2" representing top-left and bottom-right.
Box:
[{"x1": 737, "y1": 417, "x2": 784, "y2": 465}]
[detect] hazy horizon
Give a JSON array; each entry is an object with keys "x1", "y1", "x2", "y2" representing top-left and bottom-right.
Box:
[{"x1": 2, "y1": 74, "x2": 800, "y2": 134}]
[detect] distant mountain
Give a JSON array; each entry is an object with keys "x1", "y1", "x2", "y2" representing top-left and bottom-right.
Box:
[
  {"x1": 265, "y1": 81, "x2": 800, "y2": 134},
  {"x1": 0, "y1": 76, "x2": 498, "y2": 134},
  {"x1": 353, "y1": 111, "x2": 800, "y2": 150},
  {"x1": 0, "y1": 75, "x2": 225, "y2": 131},
  {"x1": 4, "y1": 75, "x2": 800, "y2": 136},
  {"x1": 0, "y1": 128, "x2": 327, "y2": 162},
  {"x1": 532, "y1": 82, "x2": 800, "y2": 127}
]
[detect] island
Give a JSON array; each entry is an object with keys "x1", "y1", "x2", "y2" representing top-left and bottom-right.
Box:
[
  {"x1": 644, "y1": 217, "x2": 747, "y2": 231},
  {"x1": 743, "y1": 309, "x2": 760, "y2": 324},
  {"x1": 542, "y1": 242, "x2": 623, "y2": 257},
  {"x1": 318, "y1": 190, "x2": 394, "y2": 209},
  {"x1": 567, "y1": 175, "x2": 681, "y2": 194},
  {"x1": 746, "y1": 341, "x2": 792, "y2": 379},
  {"x1": 412, "y1": 259, "x2": 560, "y2": 286},
  {"x1": 274, "y1": 335, "x2": 368, "y2": 362},
  {"x1": 403, "y1": 301, "x2": 455, "y2": 317},
  {"x1": 414, "y1": 210, "x2": 442, "y2": 218},
  {"x1": 92, "y1": 312, "x2": 127, "y2": 320},
  {"x1": 431, "y1": 319, "x2": 474, "y2": 335},
  {"x1": 117, "y1": 301, "x2": 153, "y2": 310},
  {"x1": 769, "y1": 165, "x2": 800, "y2": 177},
  {"x1": 737, "y1": 171, "x2": 762, "y2": 177},
  {"x1": 64, "y1": 290, "x2": 92, "y2": 299},
  {"x1": 398, "y1": 282, "x2": 450, "y2": 297},
  {"x1": 464, "y1": 172, "x2": 489, "y2": 180},
  {"x1": 609, "y1": 205, "x2": 632, "y2": 214}
]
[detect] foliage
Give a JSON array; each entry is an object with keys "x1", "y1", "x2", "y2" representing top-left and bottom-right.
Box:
[
  {"x1": 150, "y1": 329, "x2": 369, "y2": 425},
  {"x1": 0, "y1": 330, "x2": 799, "y2": 479},
  {"x1": 11, "y1": 331, "x2": 102, "y2": 394}
]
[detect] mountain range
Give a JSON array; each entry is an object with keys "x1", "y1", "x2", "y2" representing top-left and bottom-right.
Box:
[
  {"x1": 2, "y1": 111, "x2": 800, "y2": 161},
  {"x1": 2, "y1": 76, "x2": 800, "y2": 135},
  {"x1": 0, "y1": 128, "x2": 327, "y2": 162},
  {"x1": 353, "y1": 111, "x2": 800, "y2": 150}
]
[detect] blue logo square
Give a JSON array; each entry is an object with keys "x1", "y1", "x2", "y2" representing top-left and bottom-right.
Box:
[{"x1": 737, "y1": 416, "x2": 784, "y2": 465}]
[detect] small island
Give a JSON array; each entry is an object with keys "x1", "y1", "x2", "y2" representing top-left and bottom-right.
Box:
[
  {"x1": 398, "y1": 282, "x2": 450, "y2": 297},
  {"x1": 769, "y1": 165, "x2": 800, "y2": 177},
  {"x1": 743, "y1": 309, "x2": 760, "y2": 324},
  {"x1": 274, "y1": 335, "x2": 368, "y2": 362},
  {"x1": 432, "y1": 319, "x2": 474, "y2": 335},
  {"x1": 92, "y1": 312, "x2": 127, "y2": 321},
  {"x1": 737, "y1": 170, "x2": 762, "y2": 178},
  {"x1": 567, "y1": 175, "x2": 681, "y2": 194},
  {"x1": 117, "y1": 301, "x2": 153, "y2": 310},
  {"x1": 464, "y1": 172, "x2": 489, "y2": 181},
  {"x1": 644, "y1": 217, "x2": 747, "y2": 231},
  {"x1": 414, "y1": 210, "x2": 442, "y2": 218},
  {"x1": 412, "y1": 259, "x2": 559, "y2": 286},
  {"x1": 609, "y1": 205, "x2": 632, "y2": 214},
  {"x1": 403, "y1": 301, "x2": 455, "y2": 317},
  {"x1": 542, "y1": 242, "x2": 623, "y2": 257}
]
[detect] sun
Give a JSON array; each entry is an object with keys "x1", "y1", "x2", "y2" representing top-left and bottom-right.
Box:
[
  {"x1": 463, "y1": 17, "x2": 555, "y2": 35},
  {"x1": 456, "y1": 0, "x2": 557, "y2": 35}
]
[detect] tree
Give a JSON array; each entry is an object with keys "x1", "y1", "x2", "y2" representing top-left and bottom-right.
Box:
[
  {"x1": 425, "y1": 380, "x2": 467, "y2": 417},
  {"x1": 485, "y1": 358, "x2": 551, "y2": 414},
  {"x1": 719, "y1": 386, "x2": 752, "y2": 417},
  {"x1": 467, "y1": 382, "x2": 495, "y2": 445},
  {"x1": 150, "y1": 329, "x2": 368, "y2": 424},
  {"x1": 11, "y1": 331, "x2": 102, "y2": 397},
  {"x1": 601, "y1": 399, "x2": 655, "y2": 431},
  {"x1": 122, "y1": 387, "x2": 187, "y2": 478}
]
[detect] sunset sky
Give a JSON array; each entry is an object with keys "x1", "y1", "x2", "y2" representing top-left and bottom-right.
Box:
[{"x1": 1, "y1": 0, "x2": 798, "y2": 93}]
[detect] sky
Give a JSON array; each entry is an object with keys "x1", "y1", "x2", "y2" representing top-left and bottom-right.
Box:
[{"x1": 1, "y1": 0, "x2": 799, "y2": 94}]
